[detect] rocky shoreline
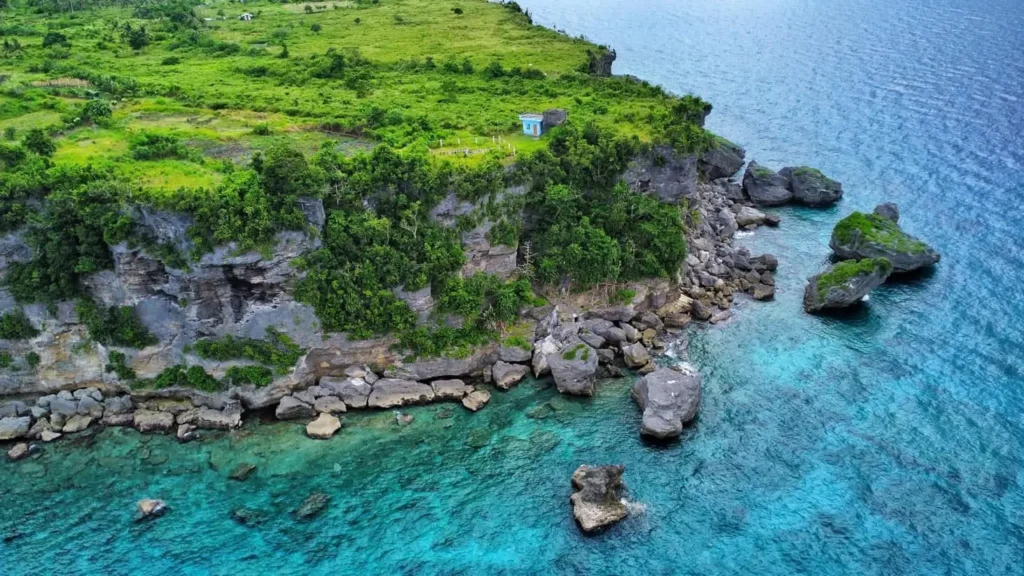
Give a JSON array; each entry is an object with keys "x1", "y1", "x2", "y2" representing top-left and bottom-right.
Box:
[{"x1": 2, "y1": 150, "x2": 785, "y2": 454}]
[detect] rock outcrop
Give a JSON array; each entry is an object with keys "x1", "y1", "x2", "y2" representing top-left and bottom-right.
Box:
[
  {"x1": 742, "y1": 162, "x2": 793, "y2": 206},
  {"x1": 631, "y1": 365, "x2": 702, "y2": 439},
  {"x1": 803, "y1": 258, "x2": 892, "y2": 313},
  {"x1": 699, "y1": 140, "x2": 746, "y2": 180},
  {"x1": 830, "y1": 207, "x2": 940, "y2": 272},
  {"x1": 780, "y1": 166, "x2": 843, "y2": 206},
  {"x1": 570, "y1": 465, "x2": 628, "y2": 533},
  {"x1": 622, "y1": 145, "x2": 698, "y2": 204}
]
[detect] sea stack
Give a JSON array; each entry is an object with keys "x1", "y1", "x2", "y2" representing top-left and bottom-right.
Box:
[
  {"x1": 829, "y1": 205, "x2": 940, "y2": 272},
  {"x1": 570, "y1": 465, "x2": 629, "y2": 533}
]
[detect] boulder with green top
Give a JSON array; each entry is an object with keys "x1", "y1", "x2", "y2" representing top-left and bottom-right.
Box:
[
  {"x1": 803, "y1": 258, "x2": 892, "y2": 313},
  {"x1": 780, "y1": 166, "x2": 843, "y2": 206},
  {"x1": 548, "y1": 339, "x2": 599, "y2": 396},
  {"x1": 742, "y1": 161, "x2": 793, "y2": 206},
  {"x1": 830, "y1": 206, "x2": 940, "y2": 272}
]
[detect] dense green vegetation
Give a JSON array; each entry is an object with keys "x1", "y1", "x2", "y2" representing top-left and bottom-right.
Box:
[
  {"x1": 832, "y1": 212, "x2": 928, "y2": 254},
  {"x1": 816, "y1": 258, "x2": 892, "y2": 299},
  {"x1": 192, "y1": 328, "x2": 304, "y2": 374},
  {"x1": 0, "y1": 308, "x2": 38, "y2": 339},
  {"x1": 0, "y1": 0, "x2": 713, "y2": 366},
  {"x1": 76, "y1": 299, "x2": 157, "y2": 348}
]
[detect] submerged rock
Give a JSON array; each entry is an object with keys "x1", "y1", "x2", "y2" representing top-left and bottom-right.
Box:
[
  {"x1": 631, "y1": 365, "x2": 702, "y2": 439},
  {"x1": 830, "y1": 207, "x2": 940, "y2": 272},
  {"x1": 306, "y1": 413, "x2": 342, "y2": 439},
  {"x1": 461, "y1": 389, "x2": 491, "y2": 412},
  {"x1": 570, "y1": 465, "x2": 628, "y2": 533},
  {"x1": 295, "y1": 492, "x2": 330, "y2": 520},
  {"x1": 742, "y1": 162, "x2": 792, "y2": 206},
  {"x1": 136, "y1": 499, "x2": 168, "y2": 521},
  {"x1": 229, "y1": 463, "x2": 257, "y2": 482},
  {"x1": 803, "y1": 258, "x2": 892, "y2": 313},
  {"x1": 6, "y1": 443, "x2": 30, "y2": 462}
]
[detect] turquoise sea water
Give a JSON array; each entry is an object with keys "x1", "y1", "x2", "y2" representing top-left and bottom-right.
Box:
[{"x1": 4, "y1": 0, "x2": 1024, "y2": 573}]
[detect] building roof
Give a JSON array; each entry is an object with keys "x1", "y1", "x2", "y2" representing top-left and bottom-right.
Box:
[{"x1": 518, "y1": 114, "x2": 543, "y2": 121}]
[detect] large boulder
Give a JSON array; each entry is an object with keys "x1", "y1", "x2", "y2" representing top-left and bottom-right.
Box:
[
  {"x1": 570, "y1": 465, "x2": 628, "y2": 533},
  {"x1": 532, "y1": 336, "x2": 559, "y2": 377},
  {"x1": 803, "y1": 258, "x2": 892, "y2": 313},
  {"x1": 780, "y1": 166, "x2": 843, "y2": 206},
  {"x1": 431, "y1": 379, "x2": 471, "y2": 401},
  {"x1": 631, "y1": 365, "x2": 702, "y2": 439},
  {"x1": 62, "y1": 414, "x2": 93, "y2": 433},
  {"x1": 320, "y1": 376, "x2": 372, "y2": 408},
  {"x1": 699, "y1": 139, "x2": 746, "y2": 180},
  {"x1": 548, "y1": 341, "x2": 599, "y2": 396},
  {"x1": 498, "y1": 345, "x2": 532, "y2": 364},
  {"x1": 492, "y1": 361, "x2": 529, "y2": 390},
  {"x1": 196, "y1": 407, "x2": 242, "y2": 430},
  {"x1": 742, "y1": 162, "x2": 793, "y2": 206},
  {"x1": 830, "y1": 208, "x2": 940, "y2": 272},
  {"x1": 0, "y1": 416, "x2": 31, "y2": 440},
  {"x1": 367, "y1": 379, "x2": 434, "y2": 409},
  {"x1": 461, "y1": 389, "x2": 491, "y2": 412},
  {"x1": 133, "y1": 410, "x2": 175, "y2": 433},
  {"x1": 734, "y1": 206, "x2": 767, "y2": 228},
  {"x1": 275, "y1": 396, "x2": 316, "y2": 420},
  {"x1": 306, "y1": 413, "x2": 341, "y2": 439},
  {"x1": 621, "y1": 342, "x2": 650, "y2": 368}
]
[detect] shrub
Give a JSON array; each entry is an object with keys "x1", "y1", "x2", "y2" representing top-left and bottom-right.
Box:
[
  {"x1": 76, "y1": 300, "x2": 157, "y2": 349},
  {"x1": 310, "y1": 23, "x2": 321, "y2": 33},
  {"x1": 42, "y1": 31, "x2": 70, "y2": 49},
  {"x1": 23, "y1": 129, "x2": 56, "y2": 157},
  {"x1": 129, "y1": 131, "x2": 193, "y2": 160},
  {"x1": 3, "y1": 126, "x2": 15, "y2": 141},
  {"x1": 0, "y1": 309, "x2": 39, "y2": 340},
  {"x1": 193, "y1": 328, "x2": 304, "y2": 374},
  {"x1": 105, "y1": 350, "x2": 137, "y2": 380},
  {"x1": 25, "y1": 352, "x2": 40, "y2": 368}
]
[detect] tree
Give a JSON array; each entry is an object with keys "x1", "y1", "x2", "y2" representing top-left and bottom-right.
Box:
[
  {"x1": 310, "y1": 23, "x2": 322, "y2": 33},
  {"x1": 451, "y1": 7, "x2": 463, "y2": 15},
  {"x1": 42, "y1": 31, "x2": 70, "y2": 49},
  {"x1": 23, "y1": 129, "x2": 56, "y2": 157}
]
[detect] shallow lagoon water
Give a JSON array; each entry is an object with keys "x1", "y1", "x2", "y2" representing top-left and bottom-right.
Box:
[{"x1": 4, "y1": 0, "x2": 1024, "y2": 573}]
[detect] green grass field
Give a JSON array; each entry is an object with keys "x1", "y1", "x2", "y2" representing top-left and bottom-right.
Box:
[{"x1": 0, "y1": 0, "x2": 686, "y2": 191}]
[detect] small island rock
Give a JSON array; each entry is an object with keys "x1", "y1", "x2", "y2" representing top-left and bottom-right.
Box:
[
  {"x1": 803, "y1": 258, "x2": 892, "y2": 313},
  {"x1": 570, "y1": 465, "x2": 629, "y2": 533},
  {"x1": 830, "y1": 207, "x2": 940, "y2": 272},
  {"x1": 781, "y1": 166, "x2": 843, "y2": 206},
  {"x1": 136, "y1": 499, "x2": 168, "y2": 521},
  {"x1": 631, "y1": 365, "x2": 702, "y2": 439}
]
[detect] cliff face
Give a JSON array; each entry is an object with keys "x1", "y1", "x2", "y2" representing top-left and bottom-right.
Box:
[{"x1": 0, "y1": 146, "x2": 749, "y2": 404}]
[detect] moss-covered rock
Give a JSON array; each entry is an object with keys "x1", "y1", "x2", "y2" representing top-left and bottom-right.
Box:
[
  {"x1": 780, "y1": 166, "x2": 843, "y2": 206},
  {"x1": 803, "y1": 258, "x2": 892, "y2": 313},
  {"x1": 742, "y1": 161, "x2": 793, "y2": 206},
  {"x1": 829, "y1": 205, "x2": 940, "y2": 272}
]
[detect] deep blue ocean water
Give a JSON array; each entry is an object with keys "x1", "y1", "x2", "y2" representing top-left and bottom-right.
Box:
[{"x1": 3, "y1": 0, "x2": 1024, "y2": 573}]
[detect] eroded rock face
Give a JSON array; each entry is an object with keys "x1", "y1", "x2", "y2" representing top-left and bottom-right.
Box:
[
  {"x1": 699, "y1": 140, "x2": 746, "y2": 180},
  {"x1": 803, "y1": 258, "x2": 892, "y2": 313},
  {"x1": 631, "y1": 365, "x2": 702, "y2": 439},
  {"x1": 367, "y1": 379, "x2": 434, "y2": 409},
  {"x1": 742, "y1": 162, "x2": 793, "y2": 206},
  {"x1": 570, "y1": 465, "x2": 628, "y2": 533},
  {"x1": 829, "y1": 207, "x2": 940, "y2": 272},
  {"x1": 622, "y1": 146, "x2": 698, "y2": 204}
]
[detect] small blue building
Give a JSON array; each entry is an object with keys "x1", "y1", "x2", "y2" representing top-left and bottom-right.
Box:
[
  {"x1": 519, "y1": 114, "x2": 544, "y2": 137},
  {"x1": 519, "y1": 108, "x2": 568, "y2": 137}
]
